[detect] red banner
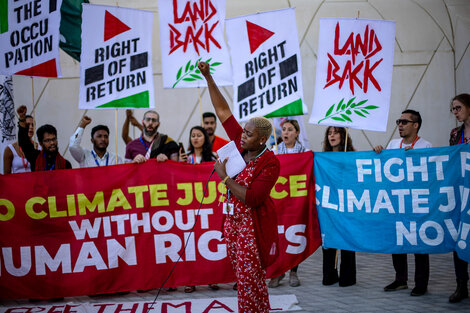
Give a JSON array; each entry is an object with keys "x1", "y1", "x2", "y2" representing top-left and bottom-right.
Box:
[{"x1": 0, "y1": 152, "x2": 320, "y2": 299}]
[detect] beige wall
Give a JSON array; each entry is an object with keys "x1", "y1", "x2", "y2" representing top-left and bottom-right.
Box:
[{"x1": 11, "y1": 0, "x2": 470, "y2": 168}]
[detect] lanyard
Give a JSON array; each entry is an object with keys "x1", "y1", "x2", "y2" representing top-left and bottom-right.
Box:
[
  {"x1": 139, "y1": 137, "x2": 150, "y2": 151},
  {"x1": 19, "y1": 146, "x2": 29, "y2": 170},
  {"x1": 44, "y1": 152, "x2": 56, "y2": 171},
  {"x1": 91, "y1": 150, "x2": 109, "y2": 166},
  {"x1": 400, "y1": 136, "x2": 419, "y2": 149},
  {"x1": 460, "y1": 126, "x2": 469, "y2": 144}
]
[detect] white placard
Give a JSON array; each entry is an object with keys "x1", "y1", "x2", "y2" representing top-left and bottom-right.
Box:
[
  {"x1": 0, "y1": 0, "x2": 62, "y2": 77},
  {"x1": 226, "y1": 8, "x2": 307, "y2": 122},
  {"x1": 158, "y1": 0, "x2": 232, "y2": 88},
  {"x1": 79, "y1": 4, "x2": 154, "y2": 109},
  {"x1": 309, "y1": 18, "x2": 395, "y2": 132}
]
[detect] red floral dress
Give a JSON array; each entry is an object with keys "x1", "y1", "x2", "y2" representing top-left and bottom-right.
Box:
[{"x1": 222, "y1": 115, "x2": 280, "y2": 313}]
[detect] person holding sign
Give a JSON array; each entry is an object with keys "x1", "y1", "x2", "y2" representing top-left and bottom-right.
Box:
[
  {"x1": 17, "y1": 106, "x2": 72, "y2": 171},
  {"x1": 122, "y1": 109, "x2": 144, "y2": 145},
  {"x1": 268, "y1": 119, "x2": 309, "y2": 288},
  {"x1": 321, "y1": 126, "x2": 357, "y2": 287},
  {"x1": 179, "y1": 125, "x2": 218, "y2": 293},
  {"x1": 374, "y1": 109, "x2": 432, "y2": 297},
  {"x1": 198, "y1": 61, "x2": 280, "y2": 313},
  {"x1": 69, "y1": 116, "x2": 123, "y2": 167},
  {"x1": 3, "y1": 107, "x2": 36, "y2": 174},
  {"x1": 448, "y1": 93, "x2": 470, "y2": 303}
]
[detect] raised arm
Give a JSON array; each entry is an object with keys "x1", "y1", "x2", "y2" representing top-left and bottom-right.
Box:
[
  {"x1": 122, "y1": 109, "x2": 133, "y2": 144},
  {"x1": 198, "y1": 62, "x2": 232, "y2": 123}
]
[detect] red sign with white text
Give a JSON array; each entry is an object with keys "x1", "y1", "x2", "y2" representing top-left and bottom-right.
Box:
[{"x1": 0, "y1": 153, "x2": 319, "y2": 299}]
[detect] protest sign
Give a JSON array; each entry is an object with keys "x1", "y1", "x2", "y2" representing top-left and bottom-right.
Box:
[
  {"x1": 0, "y1": 75, "x2": 15, "y2": 174},
  {"x1": 314, "y1": 145, "x2": 470, "y2": 260},
  {"x1": 79, "y1": 4, "x2": 154, "y2": 109},
  {"x1": 0, "y1": 153, "x2": 319, "y2": 299},
  {"x1": 0, "y1": 0, "x2": 62, "y2": 77},
  {"x1": 226, "y1": 8, "x2": 307, "y2": 121},
  {"x1": 309, "y1": 18, "x2": 395, "y2": 131},
  {"x1": 158, "y1": 0, "x2": 232, "y2": 88},
  {"x1": 0, "y1": 295, "x2": 302, "y2": 313}
]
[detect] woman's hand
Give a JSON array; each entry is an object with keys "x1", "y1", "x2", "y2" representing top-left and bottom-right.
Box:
[
  {"x1": 214, "y1": 157, "x2": 228, "y2": 179},
  {"x1": 179, "y1": 147, "x2": 188, "y2": 162},
  {"x1": 198, "y1": 62, "x2": 211, "y2": 78}
]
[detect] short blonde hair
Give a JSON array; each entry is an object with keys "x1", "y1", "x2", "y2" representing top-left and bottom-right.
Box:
[{"x1": 249, "y1": 116, "x2": 272, "y2": 138}]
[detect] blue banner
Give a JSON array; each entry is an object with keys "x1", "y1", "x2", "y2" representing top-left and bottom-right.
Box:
[{"x1": 314, "y1": 145, "x2": 470, "y2": 263}]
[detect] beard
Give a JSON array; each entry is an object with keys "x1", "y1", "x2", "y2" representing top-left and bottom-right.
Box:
[{"x1": 144, "y1": 126, "x2": 158, "y2": 137}]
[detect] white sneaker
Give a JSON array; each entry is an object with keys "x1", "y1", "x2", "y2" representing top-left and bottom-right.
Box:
[
  {"x1": 268, "y1": 273, "x2": 285, "y2": 288},
  {"x1": 289, "y1": 271, "x2": 300, "y2": 287}
]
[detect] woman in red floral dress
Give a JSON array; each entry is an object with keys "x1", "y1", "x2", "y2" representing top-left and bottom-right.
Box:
[{"x1": 199, "y1": 61, "x2": 280, "y2": 313}]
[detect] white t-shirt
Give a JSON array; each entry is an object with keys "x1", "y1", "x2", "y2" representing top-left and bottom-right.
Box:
[{"x1": 386, "y1": 137, "x2": 432, "y2": 150}]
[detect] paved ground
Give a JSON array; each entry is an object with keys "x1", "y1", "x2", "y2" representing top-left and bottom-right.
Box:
[{"x1": 1, "y1": 250, "x2": 469, "y2": 312}]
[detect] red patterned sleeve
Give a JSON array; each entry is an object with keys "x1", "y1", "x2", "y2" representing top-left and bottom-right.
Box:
[{"x1": 221, "y1": 115, "x2": 243, "y2": 150}]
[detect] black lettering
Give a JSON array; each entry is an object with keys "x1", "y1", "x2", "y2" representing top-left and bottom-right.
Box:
[{"x1": 86, "y1": 86, "x2": 96, "y2": 102}]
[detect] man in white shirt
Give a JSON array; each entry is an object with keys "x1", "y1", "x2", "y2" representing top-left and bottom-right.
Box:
[
  {"x1": 374, "y1": 109, "x2": 432, "y2": 297},
  {"x1": 69, "y1": 116, "x2": 123, "y2": 167}
]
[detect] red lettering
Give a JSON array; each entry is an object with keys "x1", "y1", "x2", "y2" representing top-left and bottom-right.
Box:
[
  {"x1": 63, "y1": 305, "x2": 79, "y2": 313},
  {"x1": 325, "y1": 22, "x2": 384, "y2": 93},
  {"x1": 47, "y1": 306, "x2": 65, "y2": 313},
  {"x1": 168, "y1": 0, "x2": 221, "y2": 55},
  {"x1": 183, "y1": 25, "x2": 205, "y2": 54},
  {"x1": 161, "y1": 302, "x2": 191, "y2": 313},
  {"x1": 363, "y1": 58, "x2": 382, "y2": 93},
  {"x1": 5, "y1": 308, "x2": 46, "y2": 313},
  {"x1": 114, "y1": 303, "x2": 138, "y2": 313},
  {"x1": 173, "y1": 0, "x2": 216, "y2": 27},
  {"x1": 204, "y1": 21, "x2": 221, "y2": 52},
  {"x1": 93, "y1": 304, "x2": 115, "y2": 313},
  {"x1": 202, "y1": 300, "x2": 234, "y2": 313}
]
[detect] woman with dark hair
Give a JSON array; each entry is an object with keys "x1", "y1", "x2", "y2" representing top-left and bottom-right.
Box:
[
  {"x1": 198, "y1": 61, "x2": 280, "y2": 313},
  {"x1": 3, "y1": 107, "x2": 36, "y2": 174},
  {"x1": 321, "y1": 126, "x2": 357, "y2": 287},
  {"x1": 449, "y1": 93, "x2": 470, "y2": 303},
  {"x1": 179, "y1": 126, "x2": 216, "y2": 164},
  {"x1": 178, "y1": 125, "x2": 217, "y2": 293},
  {"x1": 322, "y1": 126, "x2": 355, "y2": 152}
]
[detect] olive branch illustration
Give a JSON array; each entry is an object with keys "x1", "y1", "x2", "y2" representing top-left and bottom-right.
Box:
[
  {"x1": 318, "y1": 97, "x2": 378, "y2": 123},
  {"x1": 172, "y1": 58, "x2": 222, "y2": 88}
]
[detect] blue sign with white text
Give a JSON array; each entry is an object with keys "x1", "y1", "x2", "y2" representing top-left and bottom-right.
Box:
[{"x1": 314, "y1": 145, "x2": 470, "y2": 263}]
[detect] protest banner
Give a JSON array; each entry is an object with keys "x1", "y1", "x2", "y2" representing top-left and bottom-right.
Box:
[
  {"x1": 0, "y1": 152, "x2": 319, "y2": 299},
  {"x1": 158, "y1": 0, "x2": 232, "y2": 88},
  {"x1": 309, "y1": 18, "x2": 395, "y2": 131},
  {"x1": 226, "y1": 8, "x2": 307, "y2": 122},
  {"x1": 0, "y1": 295, "x2": 302, "y2": 313},
  {"x1": 79, "y1": 4, "x2": 154, "y2": 109},
  {"x1": 314, "y1": 145, "x2": 470, "y2": 261},
  {"x1": 0, "y1": 0, "x2": 62, "y2": 77}
]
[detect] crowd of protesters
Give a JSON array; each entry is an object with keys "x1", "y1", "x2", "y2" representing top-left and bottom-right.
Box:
[{"x1": 2, "y1": 79, "x2": 470, "y2": 305}]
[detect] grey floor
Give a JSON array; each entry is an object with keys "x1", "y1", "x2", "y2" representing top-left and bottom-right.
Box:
[{"x1": 1, "y1": 250, "x2": 469, "y2": 312}]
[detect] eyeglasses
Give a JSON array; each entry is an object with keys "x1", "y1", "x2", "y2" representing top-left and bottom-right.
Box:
[
  {"x1": 43, "y1": 138, "x2": 57, "y2": 144},
  {"x1": 451, "y1": 106, "x2": 462, "y2": 113},
  {"x1": 144, "y1": 117, "x2": 158, "y2": 123},
  {"x1": 396, "y1": 119, "x2": 415, "y2": 126}
]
